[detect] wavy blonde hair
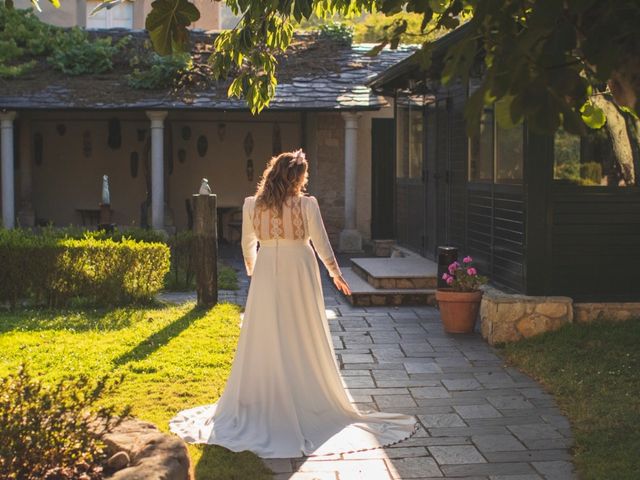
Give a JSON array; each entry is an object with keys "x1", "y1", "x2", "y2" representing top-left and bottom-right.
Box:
[{"x1": 255, "y1": 150, "x2": 309, "y2": 215}]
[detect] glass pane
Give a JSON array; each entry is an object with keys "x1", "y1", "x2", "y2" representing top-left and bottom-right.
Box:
[
  {"x1": 396, "y1": 97, "x2": 409, "y2": 179},
  {"x1": 554, "y1": 127, "x2": 637, "y2": 186},
  {"x1": 495, "y1": 123, "x2": 523, "y2": 184},
  {"x1": 469, "y1": 107, "x2": 494, "y2": 182},
  {"x1": 408, "y1": 96, "x2": 424, "y2": 180}
]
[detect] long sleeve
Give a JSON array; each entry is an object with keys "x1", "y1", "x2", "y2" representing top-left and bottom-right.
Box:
[
  {"x1": 304, "y1": 196, "x2": 342, "y2": 278},
  {"x1": 241, "y1": 197, "x2": 258, "y2": 276}
]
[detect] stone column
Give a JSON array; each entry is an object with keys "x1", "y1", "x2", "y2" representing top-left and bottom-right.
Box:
[
  {"x1": 17, "y1": 116, "x2": 35, "y2": 227},
  {"x1": 339, "y1": 112, "x2": 362, "y2": 252},
  {"x1": 146, "y1": 110, "x2": 167, "y2": 231},
  {"x1": 1, "y1": 111, "x2": 17, "y2": 229}
]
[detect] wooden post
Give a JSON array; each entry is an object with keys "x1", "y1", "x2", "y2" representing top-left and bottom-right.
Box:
[{"x1": 193, "y1": 193, "x2": 218, "y2": 308}]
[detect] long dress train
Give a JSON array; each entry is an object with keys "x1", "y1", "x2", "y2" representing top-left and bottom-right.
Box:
[{"x1": 169, "y1": 195, "x2": 418, "y2": 458}]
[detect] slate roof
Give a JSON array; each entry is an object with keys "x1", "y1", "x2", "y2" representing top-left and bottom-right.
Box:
[{"x1": 0, "y1": 30, "x2": 415, "y2": 111}]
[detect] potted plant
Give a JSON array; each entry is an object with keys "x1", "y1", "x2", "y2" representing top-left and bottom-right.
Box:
[{"x1": 436, "y1": 256, "x2": 488, "y2": 333}]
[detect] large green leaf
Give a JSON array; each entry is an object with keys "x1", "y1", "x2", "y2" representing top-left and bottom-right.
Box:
[
  {"x1": 580, "y1": 100, "x2": 607, "y2": 129},
  {"x1": 146, "y1": 0, "x2": 200, "y2": 56}
]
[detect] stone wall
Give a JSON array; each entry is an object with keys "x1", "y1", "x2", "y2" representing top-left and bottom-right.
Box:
[
  {"x1": 574, "y1": 302, "x2": 640, "y2": 323},
  {"x1": 479, "y1": 287, "x2": 573, "y2": 345},
  {"x1": 479, "y1": 287, "x2": 640, "y2": 345},
  {"x1": 308, "y1": 112, "x2": 345, "y2": 244}
]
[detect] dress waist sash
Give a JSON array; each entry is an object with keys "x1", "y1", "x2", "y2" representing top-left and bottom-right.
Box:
[{"x1": 259, "y1": 238, "x2": 309, "y2": 247}]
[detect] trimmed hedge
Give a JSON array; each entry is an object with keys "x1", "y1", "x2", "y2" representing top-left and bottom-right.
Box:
[{"x1": 0, "y1": 229, "x2": 170, "y2": 308}]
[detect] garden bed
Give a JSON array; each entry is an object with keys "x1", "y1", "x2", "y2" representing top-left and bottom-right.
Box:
[
  {"x1": 0, "y1": 303, "x2": 271, "y2": 479},
  {"x1": 498, "y1": 318, "x2": 640, "y2": 479}
]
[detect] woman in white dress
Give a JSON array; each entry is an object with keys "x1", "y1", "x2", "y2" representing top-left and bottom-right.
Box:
[{"x1": 170, "y1": 149, "x2": 418, "y2": 458}]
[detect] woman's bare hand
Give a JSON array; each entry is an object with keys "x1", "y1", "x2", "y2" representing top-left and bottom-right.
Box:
[{"x1": 333, "y1": 275, "x2": 352, "y2": 296}]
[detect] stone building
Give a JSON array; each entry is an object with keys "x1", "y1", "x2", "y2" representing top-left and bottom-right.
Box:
[{"x1": 0, "y1": 28, "x2": 413, "y2": 252}]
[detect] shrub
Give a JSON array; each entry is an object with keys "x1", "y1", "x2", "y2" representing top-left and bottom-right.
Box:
[
  {"x1": 0, "y1": 6, "x2": 55, "y2": 77},
  {"x1": 218, "y1": 263, "x2": 239, "y2": 291},
  {"x1": 318, "y1": 22, "x2": 353, "y2": 45},
  {"x1": 0, "y1": 229, "x2": 170, "y2": 308},
  {"x1": 0, "y1": 365, "x2": 129, "y2": 480},
  {"x1": 128, "y1": 52, "x2": 191, "y2": 90},
  {"x1": 48, "y1": 27, "x2": 129, "y2": 76},
  {"x1": 53, "y1": 237, "x2": 170, "y2": 306},
  {"x1": 0, "y1": 5, "x2": 129, "y2": 78},
  {"x1": 165, "y1": 230, "x2": 196, "y2": 290}
]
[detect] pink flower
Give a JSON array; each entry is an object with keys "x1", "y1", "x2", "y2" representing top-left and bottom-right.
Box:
[
  {"x1": 463, "y1": 256, "x2": 473, "y2": 263},
  {"x1": 446, "y1": 277, "x2": 454, "y2": 285},
  {"x1": 442, "y1": 273, "x2": 450, "y2": 281},
  {"x1": 448, "y1": 261, "x2": 460, "y2": 274},
  {"x1": 467, "y1": 267, "x2": 477, "y2": 275}
]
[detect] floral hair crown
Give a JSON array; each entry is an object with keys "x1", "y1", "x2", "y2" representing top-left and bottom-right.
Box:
[{"x1": 289, "y1": 148, "x2": 306, "y2": 167}]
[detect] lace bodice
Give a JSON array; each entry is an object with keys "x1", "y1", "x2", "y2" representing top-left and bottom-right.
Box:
[{"x1": 241, "y1": 195, "x2": 342, "y2": 278}]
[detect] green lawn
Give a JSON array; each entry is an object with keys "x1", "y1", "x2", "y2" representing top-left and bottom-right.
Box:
[
  {"x1": 498, "y1": 319, "x2": 640, "y2": 480},
  {"x1": 0, "y1": 303, "x2": 271, "y2": 480}
]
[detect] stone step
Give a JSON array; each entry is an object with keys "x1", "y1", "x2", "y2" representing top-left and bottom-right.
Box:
[
  {"x1": 350, "y1": 256, "x2": 438, "y2": 290},
  {"x1": 342, "y1": 268, "x2": 437, "y2": 307}
]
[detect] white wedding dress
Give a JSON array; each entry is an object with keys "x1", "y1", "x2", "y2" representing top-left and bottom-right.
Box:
[{"x1": 169, "y1": 195, "x2": 418, "y2": 458}]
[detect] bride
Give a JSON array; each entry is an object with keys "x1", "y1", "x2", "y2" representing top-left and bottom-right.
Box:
[{"x1": 170, "y1": 149, "x2": 418, "y2": 458}]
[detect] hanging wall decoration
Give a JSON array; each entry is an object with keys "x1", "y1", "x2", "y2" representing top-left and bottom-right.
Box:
[
  {"x1": 34, "y1": 132, "x2": 43, "y2": 166},
  {"x1": 107, "y1": 118, "x2": 122, "y2": 149},
  {"x1": 56, "y1": 124, "x2": 66, "y2": 136},
  {"x1": 82, "y1": 130, "x2": 92, "y2": 158},
  {"x1": 217, "y1": 123, "x2": 226, "y2": 141},
  {"x1": 272, "y1": 123, "x2": 282, "y2": 155},
  {"x1": 246, "y1": 158, "x2": 254, "y2": 182},
  {"x1": 181, "y1": 126, "x2": 191, "y2": 141},
  {"x1": 178, "y1": 148, "x2": 186, "y2": 164},
  {"x1": 130, "y1": 152, "x2": 139, "y2": 178},
  {"x1": 243, "y1": 132, "x2": 254, "y2": 156},
  {"x1": 197, "y1": 135, "x2": 208, "y2": 157},
  {"x1": 137, "y1": 129, "x2": 146, "y2": 141}
]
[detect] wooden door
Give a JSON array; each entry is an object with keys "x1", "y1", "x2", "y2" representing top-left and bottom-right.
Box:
[{"x1": 371, "y1": 118, "x2": 395, "y2": 239}]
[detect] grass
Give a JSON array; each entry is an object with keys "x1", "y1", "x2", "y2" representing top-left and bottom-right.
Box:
[
  {"x1": 498, "y1": 319, "x2": 640, "y2": 480},
  {"x1": 164, "y1": 262, "x2": 240, "y2": 292},
  {"x1": 0, "y1": 303, "x2": 272, "y2": 480}
]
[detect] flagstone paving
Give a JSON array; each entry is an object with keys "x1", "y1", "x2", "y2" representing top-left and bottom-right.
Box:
[{"x1": 162, "y1": 253, "x2": 575, "y2": 479}]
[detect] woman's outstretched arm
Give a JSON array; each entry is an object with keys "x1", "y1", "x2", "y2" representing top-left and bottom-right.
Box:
[
  {"x1": 241, "y1": 197, "x2": 258, "y2": 276},
  {"x1": 305, "y1": 196, "x2": 351, "y2": 295}
]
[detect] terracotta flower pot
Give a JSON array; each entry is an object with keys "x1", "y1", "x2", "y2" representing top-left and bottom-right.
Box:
[{"x1": 435, "y1": 288, "x2": 483, "y2": 334}]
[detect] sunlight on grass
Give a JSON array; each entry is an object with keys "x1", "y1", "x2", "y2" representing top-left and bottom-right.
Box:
[
  {"x1": 0, "y1": 302, "x2": 272, "y2": 479},
  {"x1": 498, "y1": 319, "x2": 640, "y2": 480}
]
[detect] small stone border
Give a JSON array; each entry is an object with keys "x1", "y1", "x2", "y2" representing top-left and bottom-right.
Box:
[
  {"x1": 100, "y1": 418, "x2": 190, "y2": 480},
  {"x1": 480, "y1": 286, "x2": 640, "y2": 345}
]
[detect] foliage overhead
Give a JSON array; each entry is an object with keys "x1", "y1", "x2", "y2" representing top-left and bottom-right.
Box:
[
  {"x1": 9, "y1": 0, "x2": 640, "y2": 132},
  {"x1": 143, "y1": 0, "x2": 640, "y2": 132}
]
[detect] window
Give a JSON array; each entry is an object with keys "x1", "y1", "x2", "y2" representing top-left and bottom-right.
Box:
[
  {"x1": 495, "y1": 122, "x2": 524, "y2": 184},
  {"x1": 396, "y1": 94, "x2": 425, "y2": 180},
  {"x1": 468, "y1": 103, "x2": 524, "y2": 184},
  {"x1": 554, "y1": 127, "x2": 637, "y2": 187},
  {"x1": 86, "y1": 0, "x2": 133, "y2": 29},
  {"x1": 468, "y1": 107, "x2": 494, "y2": 182}
]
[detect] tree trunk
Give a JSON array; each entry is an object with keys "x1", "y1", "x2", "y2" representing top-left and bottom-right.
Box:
[{"x1": 592, "y1": 95, "x2": 636, "y2": 185}]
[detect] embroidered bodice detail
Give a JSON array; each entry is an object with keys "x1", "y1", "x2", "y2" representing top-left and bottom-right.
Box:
[
  {"x1": 242, "y1": 195, "x2": 342, "y2": 278},
  {"x1": 251, "y1": 196, "x2": 306, "y2": 241}
]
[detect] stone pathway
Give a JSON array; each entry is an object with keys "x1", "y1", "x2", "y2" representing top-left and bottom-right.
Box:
[{"x1": 162, "y1": 253, "x2": 576, "y2": 480}]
